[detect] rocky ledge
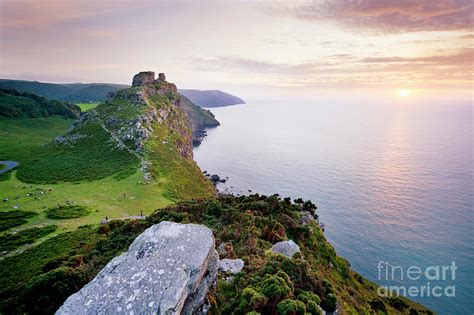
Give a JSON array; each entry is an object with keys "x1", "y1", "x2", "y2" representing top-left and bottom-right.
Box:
[{"x1": 56, "y1": 221, "x2": 218, "y2": 314}]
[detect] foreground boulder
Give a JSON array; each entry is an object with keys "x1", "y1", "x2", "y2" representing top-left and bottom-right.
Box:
[
  {"x1": 271, "y1": 240, "x2": 300, "y2": 257},
  {"x1": 56, "y1": 221, "x2": 218, "y2": 314}
]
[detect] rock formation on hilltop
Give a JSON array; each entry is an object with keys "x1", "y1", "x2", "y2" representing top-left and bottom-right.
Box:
[
  {"x1": 56, "y1": 221, "x2": 218, "y2": 314},
  {"x1": 20, "y1": 71, "x2": 216, "y2": 200}
]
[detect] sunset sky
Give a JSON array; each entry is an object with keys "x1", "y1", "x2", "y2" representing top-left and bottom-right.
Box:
[{"x1": 1, "y1": 0, "x2": 473, "y2": 99}]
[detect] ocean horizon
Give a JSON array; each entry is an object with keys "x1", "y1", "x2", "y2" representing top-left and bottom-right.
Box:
[{"x1": 195, "y1": 98, "x2": 474, "y2": 314}]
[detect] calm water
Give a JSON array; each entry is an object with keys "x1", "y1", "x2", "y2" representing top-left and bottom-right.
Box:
[{"x1": 194, "y1": 98, "x2": 473, "y2": 314}]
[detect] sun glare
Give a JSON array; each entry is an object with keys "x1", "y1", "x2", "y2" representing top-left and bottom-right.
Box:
[{"x1": 398, "y1": 89, "x2": 412, "y2": 97}]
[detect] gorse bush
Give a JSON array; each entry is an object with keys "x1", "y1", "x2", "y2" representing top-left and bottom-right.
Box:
[
  {"x1": 0, "y1": 225, "x2": 57, "y2": 252},
  {"x1": 46, "y1": 205, "x2": 91, "y2": 219},
  {"x1": 0, "y1": 210, "x2": 37, "y2": 231}
]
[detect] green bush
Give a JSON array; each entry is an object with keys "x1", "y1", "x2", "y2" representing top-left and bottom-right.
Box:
[
  {"x1": 18, "y1": 267, "x2": 83, "y2": 314},
  {"x1": 320, "y1": 293, "x2": 337, "y2": 312},
  {"x1": 277, "y1": 299, "x2": 305, "y2": 315},
  {"x1": 0, "y1": 225, "x2": 57, "y2": 252},
  {"x1": 46, "y1": 205, "x2": 91, "y2": 219},
  {"x1": 238, "y1": 287, "x2": 267, "y2": 312},
  {"x1": 0, "y1": 210, "x2": 37, "y2": 231}
]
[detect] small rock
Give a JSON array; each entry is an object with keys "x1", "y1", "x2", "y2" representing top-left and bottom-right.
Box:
[
  {"x1": 219, "y1": 259, "x2": 244, "y2": 274},
  {"x1": 300, "y1": 211, "x2": 315, "y2": 225},
  {"x1": 217, "y1": 243, "x2": 226, "y2": 254},
  {"x1": 271, "y1": 240, "x2": 300, "y2": 258},
  {"x1": 210, "y1": 174, "x2": 220, "y2": 183}
]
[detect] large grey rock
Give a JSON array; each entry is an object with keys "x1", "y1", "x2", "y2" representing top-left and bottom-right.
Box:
[
  {"x1": 219, "y1": 259, "x2": 244, "y2": 274},
  {"x1": 132, "y1": 71, "x2": 155, "y2": 87},
  {"x1": 56, "y1": 221, "x2": 218, "y2": 315},
  {"x1": 271, "y1": 240, "x2": 300, "y2": 258}
]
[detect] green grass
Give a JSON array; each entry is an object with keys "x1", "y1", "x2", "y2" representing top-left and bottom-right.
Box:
[
  {"x1": 0, "y1": 210, "x2": 38, "y2": 232},
  {"x1": 0, "y1": 171, "x2": 172, "y2": 233},
  {"x1": 0, "y1": 225, "x2": 57, "y2": 252},
  {"x1": 0, "y1": 116, "x2": 74, "y2": 163},
  {"x1": 75, "y1": 103, "x2": 99, "y2": 112},
  {"x1": 0, "y1": 225, "x2": 105, "y2": 313},
  {"x1": 0, "y1": 84, "x2": 214, "y2": 233},
  {"x1": 16, "y1": 117, "x2": 140, "y2": 183}
]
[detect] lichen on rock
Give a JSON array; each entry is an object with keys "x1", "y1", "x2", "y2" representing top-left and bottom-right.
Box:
[{"x1": 56, "y1": 221, "x2": 218, "y2": 314}]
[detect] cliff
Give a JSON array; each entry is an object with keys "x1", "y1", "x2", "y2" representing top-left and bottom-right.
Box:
[
  {"x1": 179, "y1": 89, "x2": 245, "y2": 108},
  {"x1": 14, "y1": 71, "x2": 216, "y2": 200}
]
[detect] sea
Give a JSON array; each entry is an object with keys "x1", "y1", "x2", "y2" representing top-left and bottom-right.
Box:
[{"x1": 194, "y1": 95, "x2": 473, "y2": 314}]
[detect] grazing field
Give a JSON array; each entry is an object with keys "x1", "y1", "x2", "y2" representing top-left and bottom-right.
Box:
[
  {"x1": 76, "y1": 103, "x2": 99, "y2": 111},
  {"x1": 0, "y1": 171, "x2": 172, "y2": 233},
  {"x1": 0, "y1": 115, "x2": 171, "y2": 234},
  {"x1": 0, "y1": 116, "x2": 74, "y2": 163}
]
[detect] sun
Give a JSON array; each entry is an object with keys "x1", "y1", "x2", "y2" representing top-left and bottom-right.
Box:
[{"x1": 397, "y1": 89, "x2": 412, "y2": 97}]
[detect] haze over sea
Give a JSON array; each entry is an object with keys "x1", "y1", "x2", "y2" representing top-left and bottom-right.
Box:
[{"x1": 194, "y1": 96, "x2": 473, "y2": 314}]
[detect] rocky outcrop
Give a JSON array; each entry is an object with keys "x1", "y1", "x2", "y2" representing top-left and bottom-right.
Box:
[
  {"x1": 132, "y1": 71, "x2": 156, "y2": 87},
  {"x1": 271, "y1": 240, "x2": 300, "y2": 258},
  {"x1": 56, "y1": 221, "x2": 218, "y2": 315}
]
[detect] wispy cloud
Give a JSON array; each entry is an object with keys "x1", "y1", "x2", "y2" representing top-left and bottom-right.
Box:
[
  {"x1": 189, "y1": 48, "x2": 473, "y2": 89},
  {"x1": 282, "y1": 0, "x2": 473, "y2": 33}
]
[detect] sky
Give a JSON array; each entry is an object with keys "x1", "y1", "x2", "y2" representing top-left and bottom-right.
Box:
[{"x1": 0, "y1": 0, "x2": 473, "y2": 99}]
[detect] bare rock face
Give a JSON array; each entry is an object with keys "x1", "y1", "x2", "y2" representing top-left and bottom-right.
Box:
[
  {"x1": 271, "y1": 240, "x2": 300, "y2": 258},
  {"x1": 56, "y1": 221, "x2": 218, "y2": 315},
  {"x1": 157, "y1": 72, "x2": 166, "y2": 82},
  {"x1": 132, "y1": 71, "x2": 156, "y2": 87}
]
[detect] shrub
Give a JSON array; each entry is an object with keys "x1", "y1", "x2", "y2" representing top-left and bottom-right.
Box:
[
  {"x1": 18, "y1": 267, "x2": 84, "y2": 314},
  {"x1": 389, "y1": 297, "x2": 409, "y2": 311},
  {"x1": 369, "y1": 298, "x2": 387, "y2": 312},
  {"x1": 238, "y1": 287, "x2": 267, "y2": 312},
  {"x1": 261, "y1": 271, "x2": 294, "y2": 299},
  {"x1": 0, "y1": 210, "x2": 37, "y2": 231},
  {"x1": 320, "y1": 293, "x2": 337, "y2": 312},
  {"x1": 307, "y1": 301, "x2": 323, "y2": 314},
  {"x1": 0, "y1": 225, "x2": 57, "y2": 252},
  {"x1": 46, "y1": 205, "x2": 91, "y2": 219},
  {"x1": 277, "y1": 299, "x2": 305, "y2": 315}
]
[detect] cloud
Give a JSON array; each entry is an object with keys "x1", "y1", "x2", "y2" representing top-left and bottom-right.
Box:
[
  {"x1": 188, "y1": 49, "x2": 473, "y2": 89},
  {"x1": 362, "y1": 48, "x2": 474, "y2": 64},
  {"x1": 285, "y1": 0, "x2": 473, "y2": 33}
]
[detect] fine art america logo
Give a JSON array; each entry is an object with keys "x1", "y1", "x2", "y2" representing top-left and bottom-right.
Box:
[{"x1": 377, "y1": 261, "x2": 457, "y2": 298}]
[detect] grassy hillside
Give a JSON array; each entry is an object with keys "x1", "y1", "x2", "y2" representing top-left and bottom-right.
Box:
[
  {"x1": 0, "y1": 89, "x2": 80, "y2": 119},
  {"x1": 0, "y1": 79, "x2": 126, "y2": 103},
  {"x1": 0, "y1": 80, "x2": 214, "y2": 236},
  {"x1": 0, "y1": 195, "x2": 432, "y2": 314}
]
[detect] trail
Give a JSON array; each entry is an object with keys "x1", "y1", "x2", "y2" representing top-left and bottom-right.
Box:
[{"x1": 90, "y1": 109, "x2": 149, "y2": 172}]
